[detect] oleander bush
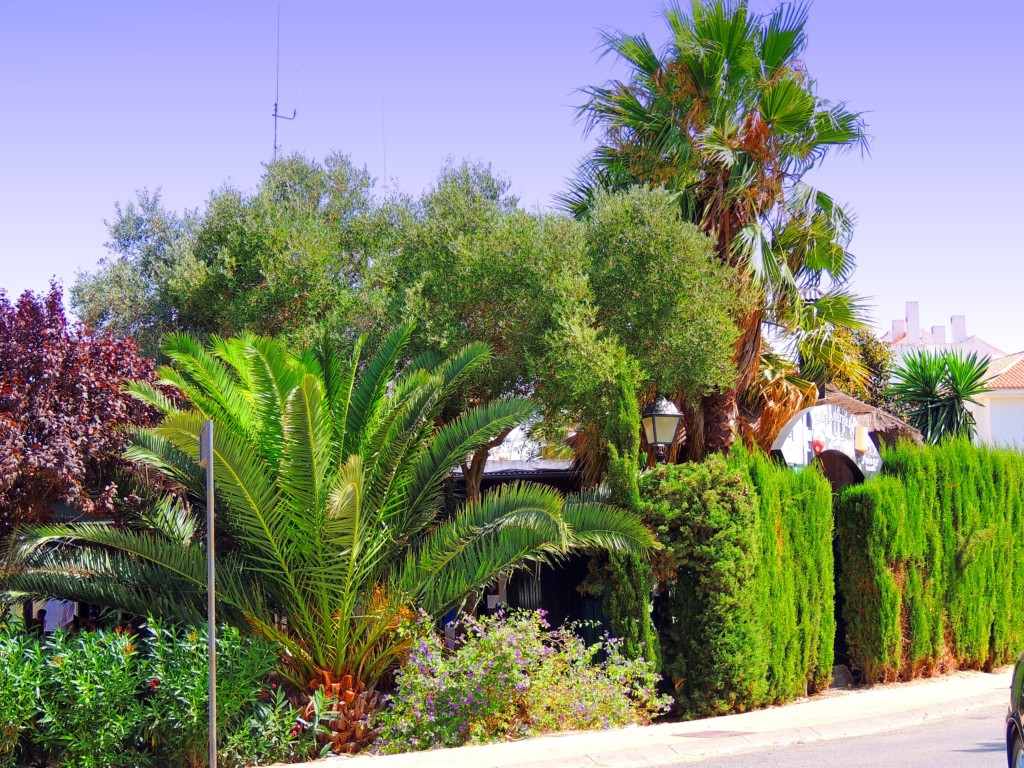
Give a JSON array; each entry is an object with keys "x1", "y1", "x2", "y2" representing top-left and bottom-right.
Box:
[
  {"x1": 0, "y1": 619, "x2": 319, "y2": 767},
  {"x1": 372, "y1": 610, "x2": 670, "y2": 753},
  {"x1": 836, "y1": 438, "x2": 1024, "y2": 682},
  {"x1": 0, "y1": 628, "x2": 43, "y2": 766},
  {"x1": 36, "y1": 628, "x2": 149, "y2": 768},
  {"x1": 640, "y1": 448, "x2": 834, "y2": 717}
]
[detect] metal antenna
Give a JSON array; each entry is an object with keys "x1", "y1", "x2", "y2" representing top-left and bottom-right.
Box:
[
  {"x1": 272, "y1": 4, "x2": 296, "y2": 162},
  {"x1": 382, "y1": 99, "x2": 388, "y2": 195}
]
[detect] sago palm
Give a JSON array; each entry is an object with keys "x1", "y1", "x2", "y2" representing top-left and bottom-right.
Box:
[
  {"x1": 562, "y1": 0, "x2": 869, "y2": 456},
  {"x1": 1, "y1": 324, "x2": 655, "y2": 691},
  {"x1": 889, "y1": 350, "x2": 991, "y2": 444}
]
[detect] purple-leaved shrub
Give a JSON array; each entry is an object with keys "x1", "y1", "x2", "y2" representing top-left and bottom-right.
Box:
[{"x1": 373, "y1": 610, "x2": 671, "y2": 753}]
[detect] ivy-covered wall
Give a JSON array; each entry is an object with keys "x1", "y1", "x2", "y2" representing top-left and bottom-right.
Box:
[{"x1": 835, "y1": 439, "x2": 1024, "y2": 682}]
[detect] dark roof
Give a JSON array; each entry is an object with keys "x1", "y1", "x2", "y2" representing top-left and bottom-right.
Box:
[{"x1": 452, "y1": 459, "x2": 575, "y2": 476}]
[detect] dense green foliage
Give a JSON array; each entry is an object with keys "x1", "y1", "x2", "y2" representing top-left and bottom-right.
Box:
[
  {"x1": 638, "y1": 449, "x2": 834, "y2": 716},
  {"x1": 540, "y1": 187, "x2": 740, "y2": 429},
  {"x1": 1, "y1": 326, "x2": 654, "y2": 693},
  {"x1": 377, "y1": 176, "x2": 741, "y2": 496},
  {"x1": 380, "y1": 162, "x2": 575, "y2": 410},
  {"x1": 828, "y1": 328, "x2": 901, "y2": 415},
  {"x1": 373, "y1": 611, "x2": 670, "y2": 752},
  {"x1": 642, "y1": 456, "x2": 766, "y2": 716},
  {"x1": 889, "y1": 350, "x2": 991, "y2": 444},
  {"x1": 73, "y1": 155, "x2": 380, "y2": 358},
  {"x1": 73, "y1": 158, "x2": 743, "y2": 498},
  {"x1": 581, "y1": 376, "x2": 661, "y2": 665},
  {"x1": 0, "y1": 621, "x2": 315, "y2": 768},
  {"x1": 836, "y1": 439, "x2": 1024, "y2": 682},
  {"x1": 373, "y1": 162, "x2": 587, "y2": 497},
  {"x1": 577, "y1": 187, "x2": 740, "y2": 399}
]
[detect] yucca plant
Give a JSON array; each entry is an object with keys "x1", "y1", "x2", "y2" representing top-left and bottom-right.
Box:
[
  {"x1": 1, "y1": 324, "x2": 655, "y2": 697},
  {"x1": 889, "y1": 350, "x2": 991, "y2": 444}
]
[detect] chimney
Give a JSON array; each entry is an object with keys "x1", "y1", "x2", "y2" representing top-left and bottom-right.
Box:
[
  {"x1": 951, "y1": 315, "x2": 967, "y2": 343},
  {"x1": 905, "y1": 301, "x2": 920, "y2": 343},
  {"x1": 892, "y1": 319, "x2": 906, "y2": 341},
  {"x1": 931, "y1": 325, "x2": 946, "y2": 344}
]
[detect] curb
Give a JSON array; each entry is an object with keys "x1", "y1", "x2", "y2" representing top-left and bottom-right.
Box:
[{"x1": 301, "y1": 667, "x2": 1011, "y2": 768}]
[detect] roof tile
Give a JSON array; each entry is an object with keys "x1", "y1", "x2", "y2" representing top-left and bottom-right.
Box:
[{"x1": 987, "y1": 352, "x2": 1024, "y2": 390}]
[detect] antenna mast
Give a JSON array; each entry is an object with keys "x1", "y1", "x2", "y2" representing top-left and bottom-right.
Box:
[
  {"x1": 272, "y1": 5, "x2": 296, "y2": 162},
  {"x1": 382, "y1": 99, "x2": 388, "y2": 195}
]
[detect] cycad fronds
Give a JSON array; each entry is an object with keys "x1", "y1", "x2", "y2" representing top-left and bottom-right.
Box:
[{"x1": 2, "y1": 325, "x2": 654, "y2": 690}]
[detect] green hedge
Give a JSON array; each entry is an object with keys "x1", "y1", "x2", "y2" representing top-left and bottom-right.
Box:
[
  {"x1": 835, "y1": 439, "x2": 1024, "y2": 682},
  {"x1": 640, "y1": 448, "x2": 834, "y2": 716},
  {"x1": 743, "y1": 449, "x2": 835, "y2": 702}
]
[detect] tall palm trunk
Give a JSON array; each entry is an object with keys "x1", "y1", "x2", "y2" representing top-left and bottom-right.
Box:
[
  {"x1": 699, "y1": 389, "x2": 739, "y2": 456},
  {"x1": 697, "y1": 299, "x2": 764, "y2": 458}
]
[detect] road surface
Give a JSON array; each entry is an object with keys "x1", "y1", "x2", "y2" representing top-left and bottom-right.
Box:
[{"x1": 654, "y1": 702, "x2": 1007, "y2": 767}]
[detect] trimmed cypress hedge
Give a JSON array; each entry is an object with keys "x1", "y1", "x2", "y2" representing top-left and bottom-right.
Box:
[
  {"x1": 743, "y1": 449, "x2": 835, "y2": 702},
  {"x1": 835, "y1": 439, "x2": 1024, "y2": 682},
  {"x1": 640, "y1": 448, "x2": 834, "y2": 716}
]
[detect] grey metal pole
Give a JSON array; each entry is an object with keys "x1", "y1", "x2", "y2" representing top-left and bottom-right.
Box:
[{"x1": 199, "y1": 420, "x2": 217, "y2": 768}]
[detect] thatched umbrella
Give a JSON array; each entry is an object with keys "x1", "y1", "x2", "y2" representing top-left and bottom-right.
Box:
[{"x1": 820, "y1": 386, "x2": 923, "y2": 447}]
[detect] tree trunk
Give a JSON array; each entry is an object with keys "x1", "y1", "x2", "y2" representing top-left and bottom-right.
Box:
[
  {"x1": 733, "y1": 309, "x2": 764, "y2": 396},
  {"x1": 460, "y1": 427, "x2": 514, "y2": 504},
  {"x1": 679, "y1": 398, "x2": 706, "y2": 462},
  {"x1": 696, "y1": 308, "x2": 763, "y2": 458},
  {"x1": 701, "y1": 389, "x2": 739, "y2": 456}
]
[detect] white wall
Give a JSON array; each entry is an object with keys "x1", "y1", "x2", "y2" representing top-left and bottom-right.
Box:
[
  {"x1": 990, "y1": 396, "x2": 1024, "y2": 448},
  {"x1": 972, "y1": 392, "x2": 1024, "y2": 449},
  {"x1": 969, "y1": 397, "x2": 993, "y2": 444}
]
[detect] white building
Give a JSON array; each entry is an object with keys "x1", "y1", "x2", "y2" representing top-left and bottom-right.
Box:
[
  {"x1": 971, "y1": 352, "x2": 1024, "y2": 448},
  {"x1": 880, "y1": 301, "x2": 1005, "y2": 363},
  {"x1": 881, "y1": 301, "x2": 1022, "y2": 449}
]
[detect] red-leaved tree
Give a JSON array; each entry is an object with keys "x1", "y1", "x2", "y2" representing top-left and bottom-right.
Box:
[{"x1": 0, "y1": 283, "x2": 161, "y2": 537}]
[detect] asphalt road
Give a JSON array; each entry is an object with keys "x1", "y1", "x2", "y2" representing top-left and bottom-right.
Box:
[{"x1": 654, "y1": 702, "x2": 1008, "y2": 767}]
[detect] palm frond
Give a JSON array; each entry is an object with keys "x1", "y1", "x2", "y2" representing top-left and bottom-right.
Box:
[{"x1": 344, "y1": 323, "x2": 414, "y2": 456}]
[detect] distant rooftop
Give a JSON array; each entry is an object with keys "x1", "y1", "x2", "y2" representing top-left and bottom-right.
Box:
[
  {"x1": 881, "y1": 301, "x2": 1005, "y2": 359},
  {"x1": 987, "y1": 352, "x2": 1024, "y2": 390}
]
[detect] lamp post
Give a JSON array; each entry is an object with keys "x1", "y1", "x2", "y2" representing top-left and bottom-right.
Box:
[{"x1": 641, "y1": 397, "x2": 684, "y2": 464}]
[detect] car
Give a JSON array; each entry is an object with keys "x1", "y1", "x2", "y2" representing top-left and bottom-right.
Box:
[{"x1": 1008, "y1": 650, "x2": 1024, "y2": 767}]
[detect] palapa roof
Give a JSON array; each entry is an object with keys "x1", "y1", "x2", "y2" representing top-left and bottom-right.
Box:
[{"x1": 820, "y1": 385, "x2": 923, "y2": 446}]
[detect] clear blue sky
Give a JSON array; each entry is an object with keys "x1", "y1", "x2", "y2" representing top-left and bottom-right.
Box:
[{"x1": 1, "y1": 1, "x2": 1021, "y2": 352}]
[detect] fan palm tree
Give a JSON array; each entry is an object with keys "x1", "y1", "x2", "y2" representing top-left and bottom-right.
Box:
[
  {"x1": 0, "y1": 325, "x2": 654, "y2": 692},
  {"x1": 561, "y1": 0, "x2": 869, "y2": 456},
  {"x1": 889, "y1": 350, "x2": 991, "y2": 444}
]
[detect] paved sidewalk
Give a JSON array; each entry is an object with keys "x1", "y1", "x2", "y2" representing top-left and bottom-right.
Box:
[{"x1": 313, "y1": 667, "x2": 1011, "y2": 768}]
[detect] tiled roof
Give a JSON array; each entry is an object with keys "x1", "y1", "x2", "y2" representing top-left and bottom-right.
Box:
[{"x1": 987, "y1": 352, "x2": 1024, "y2": 390}]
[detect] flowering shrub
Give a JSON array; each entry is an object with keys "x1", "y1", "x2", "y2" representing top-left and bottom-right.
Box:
[{"x1": 373, "y1": 610, "x2": 670, "y2": 753}]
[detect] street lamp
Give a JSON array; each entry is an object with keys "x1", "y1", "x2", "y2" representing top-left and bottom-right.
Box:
[{"x1": 641, "y1": 397, "x2": 683, "y2": 463}]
